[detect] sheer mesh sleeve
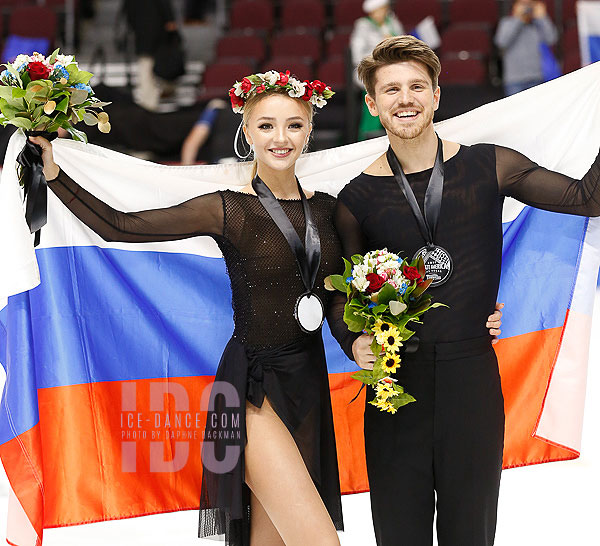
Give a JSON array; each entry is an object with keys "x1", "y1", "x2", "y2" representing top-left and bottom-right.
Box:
[
  {"x1": 48, "y1": 168, "x2": 224, "y2": 242},
  {"x1": 326, "y1": 199, "x2": 367, "y2": 361},
  {"x1": 496, "y1": 145, "x2": 600, "y2": 216}
]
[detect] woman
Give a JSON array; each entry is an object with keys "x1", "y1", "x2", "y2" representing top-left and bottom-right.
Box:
[{"x1": 29, "y1": 70, "x2": 502, "y2": 545}]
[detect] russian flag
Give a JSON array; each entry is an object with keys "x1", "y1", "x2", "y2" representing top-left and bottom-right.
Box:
[
  {"x1": 1, "y1": 63, "x2": 600, "y2": 544},
  {"x1": 578, "y1": 0, "x2": 600, "y2": 65}
]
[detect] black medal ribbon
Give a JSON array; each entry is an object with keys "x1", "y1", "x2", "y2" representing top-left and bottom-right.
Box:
[
  {"x1": 251, "y1": 175, "x2": 323, "y2": 331},
  {"x1": 17, "y1": 130, "x2": 58, "y2": 247},
  {"x1": 386, "y1": 136, "x2": 453, "y2": 286}
]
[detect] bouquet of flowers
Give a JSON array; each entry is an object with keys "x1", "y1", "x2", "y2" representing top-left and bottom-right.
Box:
[
  {"x1": 325, "y1": 249, "x2": 445, "y2": 413},
  {"x1": 0, "y1": 49, "x2": 110, "y2": 141}
]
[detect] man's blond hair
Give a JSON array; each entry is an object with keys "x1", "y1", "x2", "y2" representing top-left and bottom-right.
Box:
[{"x1": 358, "y1": 35, "x2": 442, "y2": 96}]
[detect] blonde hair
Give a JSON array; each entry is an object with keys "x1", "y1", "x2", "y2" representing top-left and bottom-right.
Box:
[
  {"x1": 241, "y1": 87, "x2": 314, "y2": 179},
  {"x1": 358, "y1": 35, "x2": 441, "y2": 96}
]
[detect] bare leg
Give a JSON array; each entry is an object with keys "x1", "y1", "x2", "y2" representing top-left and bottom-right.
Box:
[
  {"x1": 245, "y1": 397, "x2": 340, "y2": 546},
  {"x1": 249, "y1": 491, "x2": 285, "y2": 546}
]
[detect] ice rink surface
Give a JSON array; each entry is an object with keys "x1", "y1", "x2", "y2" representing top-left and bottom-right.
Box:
[{"x1": 1, "y1": 294, "x2": 599, "y2": 545}]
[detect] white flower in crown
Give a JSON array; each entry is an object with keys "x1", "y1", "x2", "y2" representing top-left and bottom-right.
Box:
[
  {"x1": 288, "y1": 79, "x2": 306, "y2": 98},
  {"x1": 263, "y1": 70, "x2": 279, "y2": 86},
  {"x1": 310, "y1": 94, "x2": 327, "y2": 108},
  {"x1": 233, "y1": 81, "x2": 244, "y2": 96}
]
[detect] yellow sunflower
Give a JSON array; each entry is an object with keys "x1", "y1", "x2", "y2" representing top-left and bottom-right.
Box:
[
  {"x1": 374, "y1": 381, "x2": 395, "y2": 401},
  {"x1": 381, "y1": 330, "x2": 403, "y2": 353},
  {"x1": 381, "y1": 352, "x2": 401, "y2": 374},
  {"x1": 372, "y1": 319, "x2": 396, "y2": 345}
]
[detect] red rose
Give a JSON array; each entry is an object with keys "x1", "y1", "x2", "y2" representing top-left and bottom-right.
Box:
[
  {"x1": 229, "y1": 88, "x2": 244, "y2": 109},
  {"x1": 277, "y1": 71, "x2": 290, "y2": 85},
  {"x1": 366, "y1": 273, "x2": 385, "y2": 293},
  {"x1": 240, "y1": 77, "x2": 253, "y2": 93},
  {"x1": 27, "y1": 61, "x2": 51, "y2": 81},
  {"x1": 312, "y1": 79, "x2": 326, "y2": 94},
  {"x1": 255, "y1": 84, "x2": 266, "y2": 94},
  {"x1": 403, "y1": 265, "x2": 421, "y2": 281},
  {"x1": 301, "y1": 81, "x2": 313, "y2": 101}
]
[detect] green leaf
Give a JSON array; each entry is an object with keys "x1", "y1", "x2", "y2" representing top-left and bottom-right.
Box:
[
  {"x1": 66, "y1": 125, "x2": 88, "y2": 143},
  {"x1": 391, "y1": 392, "x2": 416, "y2": 409},
  {"x1": 6, "y1": 64, "x2": 23, "y2": 86},
  {"x1": 342, "y1": 257, "x2": 352, "y2": 279},
  {"x1": 375, "y1": 282, "x2": 397, "y2": 306},
  {"x1": 55, "y1": 95, "x2": 69, "y2": 113},
  {"x1": 372, "y1": 304, "x2": 387, "y2": 314},
  {"x1": 69, "y1": 88, "x2": 89, "y2": 105},
  {"x1": 324, "y1": 274, "x2": 347, "y2": 293},
  {"x1": 11, "y1": 87, "x2": 26, "y2": 98},
  {"x1": 75, "y1": 70, "x2": 93, "y2": 85},
  {"x1": 9, "y1": 117, "x2": 33, "y2": 129},
  {"x1": 82, "y1": 110, "x2": 98, "y2": 126},
  {"x1": 351, "y1": 254, "x2": 363, "y2": 265},
  {"x1": 48, "y1": 48, "x2": 60, "y2": 65},
  {"x1": 351, "y1": 369, "x2": 375, "y2": 385},
  {"x1": 344, "y1": 304, "x2": 366, "y2": 333},
  {"x1": 371, "y1": 337, "x2": 382, "y2": 357}
]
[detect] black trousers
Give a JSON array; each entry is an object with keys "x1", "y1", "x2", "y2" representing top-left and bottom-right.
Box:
[{"x1": 364, "y1": 337, "x2": 505, "y2": 546}]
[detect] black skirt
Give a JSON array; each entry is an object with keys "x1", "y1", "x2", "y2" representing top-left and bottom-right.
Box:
[{"x1": 198, "y1": 335, "x2": 344, "y2": 545}]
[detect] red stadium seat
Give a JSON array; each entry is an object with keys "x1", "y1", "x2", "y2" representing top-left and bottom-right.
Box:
[
  {"x1": 333, "y1": 0, "x2": 364, "y2": 29},
  {"x1": 440, "y1": 26, "x2": 492, "y2": 58},
  {"x1": 563, "y1": 0, "x2": 577, "y2": 24},
  {"x1": 229, "y1": 0, "x2": 274, "y2": 32},
  {"x1": 562, "y1": 24, "x2": 579, "y2": 55},
  {"x1": 396, "y1": 0, "x2": 443, "y2": 30},
  {"x1": 271, "y1": 30, "x2": 322, "y2": 63},
  {"x1": 563, "y1": 50, "x2": 581, "y2": 74},
  {"x1": 200, "y1": 60, "x2": 255, "y2": 100},
  {"x1": 281, "y1": 0, "x2": 325, "y2": 31},
  {"x1": 216, "y1": 33, "x2": 266, "y2": 63},
  {"x1": 316, "y1": 56, "x2": 347, "y2": 89},
  {"x1": 326, "y1": 30, "x2": 352, "y2": 57},
  {"x1": 439, "y1": 56, "x2": 488, "y2": 84},
  {"x1": 262, "y1": 57, "x2": 313, "y2": 81},
  {"x1": 9, "y1": 6, "x2": 57, "y2": 39},
  {"x1": 448, "y1": 0, "x2": 499, "y2": 27}
]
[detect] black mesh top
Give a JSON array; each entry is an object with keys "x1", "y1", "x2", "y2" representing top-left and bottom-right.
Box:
[
  {"x1": 331, "y1": 144, "x2": 600, "y2": 349},
  {"x1": 48, "y1": 170, "x2": 346, "y2": 349}
]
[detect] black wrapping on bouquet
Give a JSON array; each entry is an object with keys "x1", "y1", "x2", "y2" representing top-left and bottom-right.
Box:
[{"x1": 17, "y1": 130, "x2": 58, "y2": 247}]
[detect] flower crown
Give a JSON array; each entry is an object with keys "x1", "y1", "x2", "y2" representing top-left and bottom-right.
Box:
[{"x1": 229, "y1": 70, "x2": 334, "y2": 114}]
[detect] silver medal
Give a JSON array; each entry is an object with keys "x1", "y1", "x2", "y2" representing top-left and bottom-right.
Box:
[
  {"x1": 294, "y1": 292, "x2": 325, "y2": 333},
  {"x1": 413, "y1": 245, "x2": 453, "y2": 287}
]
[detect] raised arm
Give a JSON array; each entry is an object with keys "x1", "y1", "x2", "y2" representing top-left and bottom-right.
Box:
[
  {"x1": 31, "y1": 136, "x2": 224, "y2": 242},
  {"x1": 496, "y1": 145, "x2": 600, "y2": 217},
  {"x1": 326, "y1": 199, "x2": 367, "y2": 362}
]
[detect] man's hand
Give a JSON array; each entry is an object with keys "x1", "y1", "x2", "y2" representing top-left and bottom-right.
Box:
[
  {"x1": 352, "y1": 334, "x2": 376, "y2": 370},
  {"x1": 532, "y1": 1, "x2": 547, "y2": 19},
  {"x1": 488, "y1": 302, "x2": 504, "y2": 345}
]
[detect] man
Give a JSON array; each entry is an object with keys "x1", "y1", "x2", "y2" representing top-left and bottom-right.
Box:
[
  {"x1": 330, "y1": 35, "x2": 600, "y2": 545},
  {"x1": 494, "y1": 0, "x2": 558, "y2": 95}
]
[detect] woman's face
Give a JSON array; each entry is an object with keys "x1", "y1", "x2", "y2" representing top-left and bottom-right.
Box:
[{"x1": 243, "y1": 94, "x2": 312, "y2": 176}]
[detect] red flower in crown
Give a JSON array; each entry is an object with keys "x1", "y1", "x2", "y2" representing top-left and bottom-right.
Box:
[
  {"x1": 301, "y1": 80, "x2": 313, "y2": 101},
  {"x1": 229, "y1": 87, "x2": 244, "y2": 109},
  {"x1": 277, "y1": 70, "x2": 290, "y2": 85},
  {"x1": 255, "y1": 84, "x2": 266, "y2": 94},
  {"x1": 312, "y1": 79, "x2": 327, "y2": 94},
  {"x1": 240, "y1": 77, "x2": 253, "y2": 93}
]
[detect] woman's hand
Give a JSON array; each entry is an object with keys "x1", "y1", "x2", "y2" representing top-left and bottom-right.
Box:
[
  {"x1": 488, "y1": 302, "x2": 504, "y2": 344},
  {"x1": 28, "y1": 136, "x2": 60, "y2": 181},
  {"x1": 352, "y1": 334, "x2": 375, "y2": 370}
]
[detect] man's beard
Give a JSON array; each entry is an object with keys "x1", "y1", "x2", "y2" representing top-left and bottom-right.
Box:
[{"x1": 379, "y1": 108, "x2": 434, "y2": 140}]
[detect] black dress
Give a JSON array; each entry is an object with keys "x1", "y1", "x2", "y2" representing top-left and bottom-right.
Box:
[
  {"x1": 47, "y1": 171, "x2": 349, "y2": 545},
  {"x1": 329, "y1": 143, "x2": 600, "y2": 546}
]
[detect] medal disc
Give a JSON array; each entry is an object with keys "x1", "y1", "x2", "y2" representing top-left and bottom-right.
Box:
[
  {"x1": 294, "y1": 292, "x2": 325, "y2": 333},
  {"x1": 413, "y1": 245, "x2": 453, "y2": 287}
]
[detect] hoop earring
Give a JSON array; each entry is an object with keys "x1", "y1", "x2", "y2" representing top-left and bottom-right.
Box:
[{"x1": 234, "y1": 121, "x2": 253, "y2": 160}]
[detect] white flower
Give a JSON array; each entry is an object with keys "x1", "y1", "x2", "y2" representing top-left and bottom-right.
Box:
[
  {"x1": 232, "y1": 104, "x2": 244, "y2": 114},
  {"x1": 352, "y1": 276, "x2": 369, "y2": 292},
  {"x1": 233, "y1": 81, "x2": 243, "y2": 96},
  {"x1": 56, "y1": 54, "x2": 75, "y2": 67},
  {"x1": 313, "y1": 96, "x2": 327, "y2": 108},
  {"x1": 264, "y1": 70, "x2": 279, "y2": 85},
  {"x1": 13, "y1": 54, "x2": 29, "y2": 68},
  {"x1": 288, "y1": 78, "x2": 305, "y2": 98}
]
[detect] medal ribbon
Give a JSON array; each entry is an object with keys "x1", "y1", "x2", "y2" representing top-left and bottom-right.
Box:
[
  {"x1": 386, "y1": 136, "x2": 444, "y2": 249},
  {"x1": 251, "y1": 175, "x2": 321, "y2": 294}
]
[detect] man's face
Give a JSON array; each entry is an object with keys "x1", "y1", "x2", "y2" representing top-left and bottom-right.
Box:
[{"x1": 365, "y1": 61, "x2": 440, "y2": 140}]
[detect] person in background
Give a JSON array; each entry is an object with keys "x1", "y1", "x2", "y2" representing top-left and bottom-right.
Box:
[
  {"x1": 494, "y1": 0, "x2": 558, "y2": 96},
  {"x1": 351, "y1": 0, "x2": 404, "y2": 140},
  {"x1": 123, "y1": 0, "x2": 177, "y2": 111},
  {"x1": 180, "y1": 98, "x2": 226, "y2": 165}
]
